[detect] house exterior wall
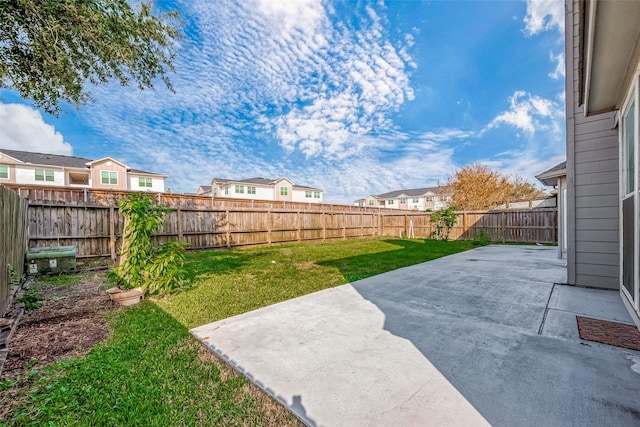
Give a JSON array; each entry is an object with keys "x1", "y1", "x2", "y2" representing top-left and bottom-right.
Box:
[
  {"x1": 558, "y1": 176, "x2": 567, "y2": 259},
  {"x1": 566, "y1": 0, "x2": 620, "y2": 289},
  {"x1": 0, "y1": 155, "x2": 18, "y2": 184},
  {"x1": 90, "y1": 160, "x2": 128, "y2": 191},
  {"x1": 214, "y1": 181, "x2": 322, "y2": 203},
  {"x1": 15, "y1": 166, "x2": 65, "y2": 187},
  {"x1": 129, "y1": 175, "x2": 165, "y2": 192},
  {"x1": 291, "y1": 189, "x2": 322, "y2": 203},
  {"x1": 274, "y1": 179, "x2": 293, "y2": 202},
  {"x1": 408, "y1": 197, "x2": 423, "y2": 210}
]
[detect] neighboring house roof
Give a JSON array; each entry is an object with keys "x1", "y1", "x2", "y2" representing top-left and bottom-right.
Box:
[
  {"x1": 211, "y1": 177, "x2": 322, "y2": 191},
  {"x1": 536, "y1": 161, "x2": 566, "y2": 187},
  {"x1": 0, "y1": 149, "x2": 91, "y2": 168},
  {"x1": 0, "y1": 149, "x2": 166, "y2": 177},
  {"x1": 375, "y1": 187, "x2": 439, "y2": 199},
  {"x1": 197, "y1": 185, "x2": 212, "y2": 195}
]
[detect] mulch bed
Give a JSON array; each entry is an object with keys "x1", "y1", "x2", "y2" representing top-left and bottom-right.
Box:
[
  {"x1": 1, "y1": 273, "x2": 117, "y2": 380},
  {"x1": 576, "y1": 316, "x2": 640, "y2": 351}
]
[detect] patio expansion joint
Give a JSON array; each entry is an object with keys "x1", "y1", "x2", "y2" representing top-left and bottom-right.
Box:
[{"x1": 537, "y1": 282, "x2": 556, "y2": 335}]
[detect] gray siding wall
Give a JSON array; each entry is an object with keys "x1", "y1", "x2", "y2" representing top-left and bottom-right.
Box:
[{"x1": 566, "y1": 0, "x2": 620, "y2": 289}]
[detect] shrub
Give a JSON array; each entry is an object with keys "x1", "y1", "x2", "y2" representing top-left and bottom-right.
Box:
[
  {"x1": 431, "y1": 207, "x2": 457, "y2": 241},
  {"x1": 109, "y1": 193, "x2": 189, "y2": 295},
  {"x1": 472, "y1": 229, "x2": 492, "y2": 246}
]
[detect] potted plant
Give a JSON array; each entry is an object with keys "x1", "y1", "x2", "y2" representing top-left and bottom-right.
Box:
[{"x1": 107, "y1": 193, "x2": 189, "y2": 306}]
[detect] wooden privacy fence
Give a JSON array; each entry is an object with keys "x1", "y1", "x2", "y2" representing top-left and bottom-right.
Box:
[
  {"x1": 26, "y1": 203, "x2": 557, "y2": 260},
  {"x1": 0, "y1": 186, "x2": 29, "y2": 316},
  {"x1": 381, "y1": 208, "x2": 557, "y2": 243}
]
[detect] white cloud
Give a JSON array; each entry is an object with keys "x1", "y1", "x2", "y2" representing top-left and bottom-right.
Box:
[
  {"x1": 488, "y1": 91, "x2": 562, "y2": 134},
  {"x1": 549, "y1": 51, "x2": 565, "y2": 79},
  {"x1": 0, "y1": 103, "x2": 73, "y2": 155},
  {"x1": 523, "y1": 0, "x2": 564, "y2": 35},
  {"x1": 76, "y1": 0, "x2": 417, "y2": 198}
]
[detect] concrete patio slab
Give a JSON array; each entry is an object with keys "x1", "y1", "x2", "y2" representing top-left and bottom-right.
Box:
[
  {"x1": 191, "y1": 245, "x2": 640, "y2": 426},
  {"x1": 541, "y1": 285, "x2": 636, "y2": 343}
]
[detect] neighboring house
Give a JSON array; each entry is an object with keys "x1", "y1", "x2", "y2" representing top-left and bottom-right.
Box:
[
  {"x1": 536, "y1": 161, "x2": 567, "y2": 259},
  {"x1": 355, "y1": 187, "x2": 449, "y2": 211},
  {"x1": 197, "y1": 177, "x2": 323, "y2": 203},
  {"x1": 0, "y1": 149, "x2": 166, "y2": 192},
  {"x1": 565, "y1": 0, "x2": 639, "y2": 329}
]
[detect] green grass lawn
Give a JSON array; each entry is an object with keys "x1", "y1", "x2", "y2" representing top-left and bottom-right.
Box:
[{"x1": 1, "y1": 238, "x2": 473, "y2": 425}]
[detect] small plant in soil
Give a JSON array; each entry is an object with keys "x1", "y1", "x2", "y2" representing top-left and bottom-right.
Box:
[{"x1": 16, "y1": 287, "x2": 43, "y2": 309}]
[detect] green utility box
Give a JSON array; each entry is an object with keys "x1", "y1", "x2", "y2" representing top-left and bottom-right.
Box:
[{"x1": 26, "y1": 246, "x2": 77, "y2": 275}]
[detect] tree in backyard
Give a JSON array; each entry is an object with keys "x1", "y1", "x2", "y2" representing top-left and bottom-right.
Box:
[
  {"x1": 0, "y1": 0, "x2": 181, "y2": 115},
  {"x1": 438, "y1": 163, "x2": 546, "y2": 211}
]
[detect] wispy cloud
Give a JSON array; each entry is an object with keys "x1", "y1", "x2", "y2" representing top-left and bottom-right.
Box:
[
  {"x1": 548, "y1": 51, "x2": 565, "y2": 79},
  {"x1": 77, "y1": 0, "x2": 418, "y2": 199},
  {"x1": 523, "y1": 0, "x2": 564, "y2": 35},
  {"x1": 487, "y1": 91, "x2": 562, "y2": 135},
  {"x1": 0, "y1": 103, "x2": 73, "y2": 155}
]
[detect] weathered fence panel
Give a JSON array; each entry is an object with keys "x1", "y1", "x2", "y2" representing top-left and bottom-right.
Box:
[
  {"x1": 0, "y1": 185, "x2": 29, "y2": 315},
  {"x1": 23, "y1": 201, "x2": 557, "y2": 261}
]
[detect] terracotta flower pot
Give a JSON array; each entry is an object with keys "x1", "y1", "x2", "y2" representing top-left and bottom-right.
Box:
[{"x1": 106, "y1": 287, "x2": 145, "y2": 306}]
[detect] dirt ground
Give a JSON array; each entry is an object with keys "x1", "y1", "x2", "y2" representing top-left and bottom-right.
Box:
[{"x1": 1, "y1": 272, "x2": 117, "y2": 380}]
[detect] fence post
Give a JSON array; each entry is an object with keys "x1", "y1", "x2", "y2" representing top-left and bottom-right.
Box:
[
  {"x1": 322, "y1": 212, "x2": 326, "y2": 241},
  {"x1": 501, "y1": 211, "x2": 506, "y2": 243},
  {"x1": 297, "y1": 211, "x2": 301, "y2": 242},
  {"x1": 463, "y1": 211, "x2": 468, "y2": 238},
  {"x1": 226, "y1": 210, "x2": 231, "y2": 248},
  {"x1": 109, "y1": 207, "x2": 116, "y2": 261},
  {"x1": 177, "y1": 208, "x2": 183, "y2": 241},
  {"x1": 404, "y1": 214, "x2": 408, "y2": 238},
  {"x1": 342, "y1": 212, "x2": 346, "y2": 239}
]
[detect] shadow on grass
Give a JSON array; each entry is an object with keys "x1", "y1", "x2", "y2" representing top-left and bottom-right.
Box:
[
  {"x1": 317, "y1": 239, "x2": 473, "y2": 283},
  {"x1": 185, "y1": 249, "x2": 253, "y2": 278}
]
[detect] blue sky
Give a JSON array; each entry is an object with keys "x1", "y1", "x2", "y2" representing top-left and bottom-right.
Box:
[{"x1": 0, "y1": 0, "x2": 566, "y2": 203}]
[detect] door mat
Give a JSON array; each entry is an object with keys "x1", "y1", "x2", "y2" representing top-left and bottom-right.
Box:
[{"x1": 576, "y1": 316, "x2": 640, "y2": 351}]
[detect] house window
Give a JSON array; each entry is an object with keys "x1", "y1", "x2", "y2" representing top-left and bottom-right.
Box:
[
  {"x1": 388, "y1": 199, "x2": 394, "y2": 205},
  {"x1": 358, "y1": 201, "x2": 364, "y2": 207},
  {"x1": 622, "y1": 97, "x2": 635, "y2": 196},
  {"x1": 235, "y1": 185, "x2": 244, "y2": 194},
  {"x1": 305, "y1": 191, "x2": 312, "y2": 198},
  {"x1": 399, "y1": 198, "x2": 406, "y2": 204},
  {"x1": 247, "y1": 186, "x2": 256, "y2": 195},
  {"x1": 0, "y1": 165, "x2": 8, "y2": 179},
  {"x1": 426, "y1": 196, "x2": 434, "y2": 202},
  {"x1": 138, "y1": 177, "x2": 153, "y2": 188},
  {"x1": 280, "y1": 187, "x2": 288, "y2": 196},
  {"x1": 224, "y1": 186, "x2": 229, "y2": 195},
  {"x1": 413, "y1": 198, "x2": 419, "y2": 203},
  {"x1": 313, "y1": 191, "x2": 320, "y2": 198},
  {"x1": 101, "y1": 171, "x2": 117, "y2": 185},
  {"x1": 368, "y1": 200, "x2": 374, "y2": 206},
  {"x1": 35, "y1": 169, "x2": 55, "y2": 182}
]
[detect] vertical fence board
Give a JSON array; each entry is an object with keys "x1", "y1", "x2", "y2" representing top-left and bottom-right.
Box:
[{"x1": 0, "y1": 186, "x2": 29, "y2": 315}]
